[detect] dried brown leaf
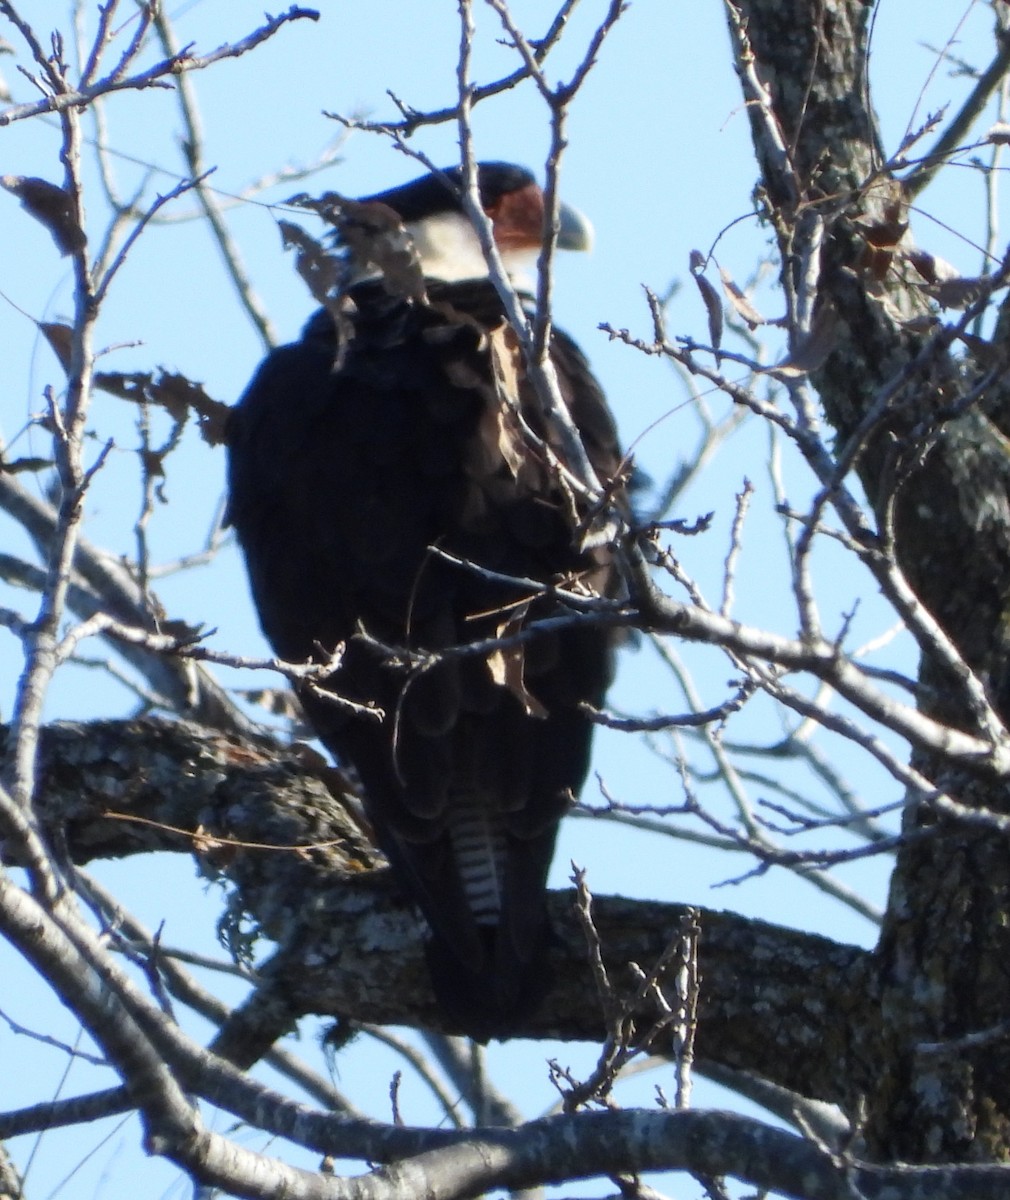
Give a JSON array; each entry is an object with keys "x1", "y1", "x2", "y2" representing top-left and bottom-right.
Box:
[
  {"x1": 483, "y1": 324, "x2": 528, "y2": 480},
  {"x1": 1, "y1": 175, "x2": 86, "y2": 255},
  {"x1": 691, "y1": 261, "x2": 723, "y2": 353},
  {"x1": 342, "y1": 199, "x2": 428, "y2": 303},
  {"x1": 154, "y1": 372, "x2": 201, "y2": 416},
  {"x1": 94, "y1": 369, "x2": 231, "y2": 446},
  {"x1": 719, "y1": 267, "x2": 765, "y2": 328},
  {"x1": 191, "y1": 824, "x2": 226, "y2": 856},
  {"x1": 898, "y1": 313, "x2": 941, "y2": 334},
  {"x1": 286, "y1": 193, "x2": 428, "y2": 304},
  {"x1": 929, "y1": 276, "x2": 987, "y2": 311},
  {"x1": 241, "y1": 686, "x2": 303, "y2": 721},
  {"x1": 40, "y1": 322, "x2": 73, "y2": 373},
  {"x1": 487, "y1": 607, "x2": 547, "y2": 719},
  {"x1": 854, "y1": 200, "x2": 908, "y2": 281},
  {"x1": 158, "y1": 616, "x2": 204, "y2": 643},
  {"x1": 488, "y1": 323, "x2": 521, "y2": 406},
  {"x1": 904, "y1": 248, "x2": 989, "y2": 309},
  {"x1": 278, "y1": 219, "x2": 342, "y2": 308},
  {"x1": 767, "y1": 302, "x2": 838, "y2": 379},
  {"x1": 857, "y1": 201, "x2": 908, "y2": 249},
  {"x1": 905, "y1": 248, "x2": 959, "y2": 287}
]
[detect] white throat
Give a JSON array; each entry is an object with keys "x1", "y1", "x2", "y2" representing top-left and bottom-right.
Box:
[{"x1": 404, "y1": 211, "x2": 538, "y2": 291}]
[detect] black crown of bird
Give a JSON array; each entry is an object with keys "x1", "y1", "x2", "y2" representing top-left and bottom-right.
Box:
[{"x1": 227, "y1": 162, "x2": 626, "y2": 1040}]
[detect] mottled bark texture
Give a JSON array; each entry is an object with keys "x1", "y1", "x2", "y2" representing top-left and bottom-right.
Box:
[
  {"x1": 734, "y1": 0, "x2": 1010, "y2": 1163},
  {"x1": 9, "y1": 718, "x2": 873, "y2": 1096}
]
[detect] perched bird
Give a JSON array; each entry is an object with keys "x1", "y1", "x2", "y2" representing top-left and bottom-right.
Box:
[{"x1": 226, "y1": 162, "x2": 626, "y2": 1038}]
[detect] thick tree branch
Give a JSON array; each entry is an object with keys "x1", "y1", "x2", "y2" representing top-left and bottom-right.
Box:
[{"x1": 8, "y1": 717, "x2": 874, "y2": 1107}]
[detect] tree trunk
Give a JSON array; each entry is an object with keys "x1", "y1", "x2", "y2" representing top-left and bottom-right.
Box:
[{"x1": 731, "y1": 0, "x2": 1010, "y2": 1162}]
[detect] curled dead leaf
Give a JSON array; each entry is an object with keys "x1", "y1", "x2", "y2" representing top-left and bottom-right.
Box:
[
  {"x1": 766, "y1": 302, "x2": 838, "y2": 379},
  {"x1": 240, "y1": 686, "x2": 304, "y2": 721},
  {"x1": 343, "y1": 200, "x2": 428, "y2": 304},
  {"x1": 1, "y1": 174, "x2": 87, "y2": 255},
  {"x1": 854, "y1": 200, "x2": 908, "y2": 281},
  {"x1": 95, "y1": 369, "x2": 231, "y2": 446},
  {"x1": 286, "y1": 193, "x2": 428, "y2": 304},
  {"x1": 486, "y1": 606, "x2": 548, "y2": 719},
  {"x1": 690, "y1": 259, "x2": 723, "y2": 354},
  {"x1": 898, "y1": 313, "x2": 940, "y2": 334},
  {"x1": 905, "y1": 248, "x2": 960, "y2": 287},
  {"x1": 40, "y1": 322, "x2": 73, "y2": 373},
  {"x1": 191, "y1": 823, "x2": 226, "y2": 856},
  {"x1": 927, "y1": 276, "x2": 987, "y2": 311},
  {"x1": 278, "y1": 218, "x2": 342, "y2": 308},
  {"x1": 483, "y1": 323, "x2": 530, "y2": 479},
  {"x1": 719, "y1": 267, "x2": 765, "y2": 329}
]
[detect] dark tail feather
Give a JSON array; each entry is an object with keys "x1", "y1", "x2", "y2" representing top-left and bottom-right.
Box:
[{"x1": 425, "y1": 922, "x2": 554, "y2": 1042}]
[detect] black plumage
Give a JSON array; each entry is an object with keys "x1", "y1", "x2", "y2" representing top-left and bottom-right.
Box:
[{"x1": 226, "y1": 164, "x2": 625, "y2": 1038}]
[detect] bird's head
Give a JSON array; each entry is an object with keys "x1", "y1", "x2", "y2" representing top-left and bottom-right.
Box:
[{"x1": 357, "y1": 161, "x2": 593, "y2": 291}]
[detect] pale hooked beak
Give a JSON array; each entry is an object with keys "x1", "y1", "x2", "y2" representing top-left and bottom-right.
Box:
[{"x1": 557, "y1": 201, "x2": 594, "y2": 252}]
